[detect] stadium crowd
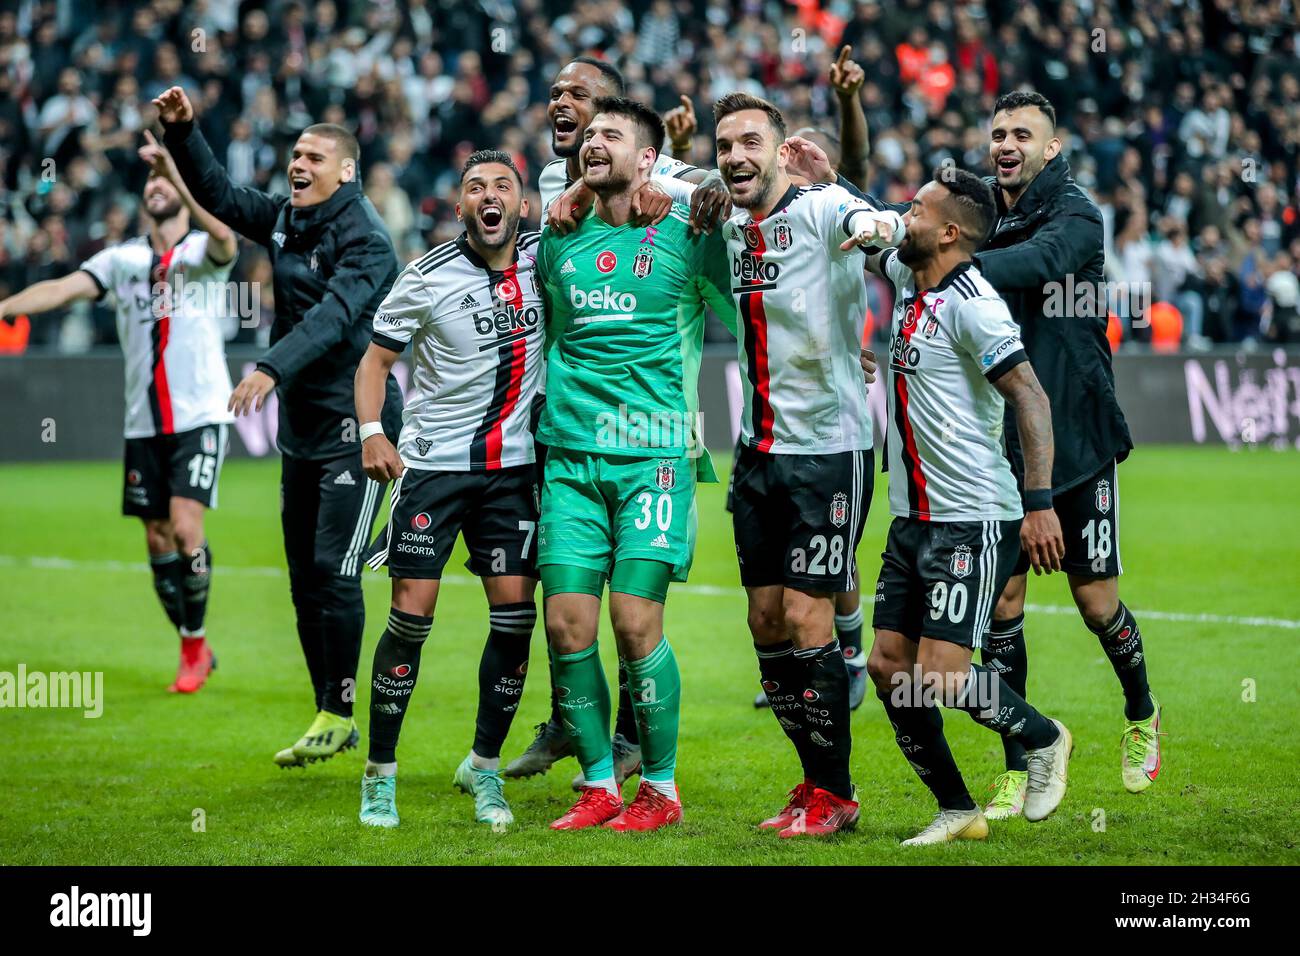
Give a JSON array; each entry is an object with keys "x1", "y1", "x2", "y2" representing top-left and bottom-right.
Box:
[{"x1": 0, "y1": 0, "x2": 1297, "y2": 351}]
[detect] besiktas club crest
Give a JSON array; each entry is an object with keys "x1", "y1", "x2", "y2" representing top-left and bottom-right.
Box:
[
  {"x1": 829, "y1": 492, "x2": 848, "y2": 528},
  {"x1": 950, "y1": 544, "x2": 973, "y2": 579},
  {"x1": 1095, "y1": 479, "x2": 1112, "y2": 515},
  {"x1": 656, "y1": 461, "x2": 676, "y2": 491},
  {"x1": 633, "y1": 250, "x2": 654, "y2": 278},
  {"x1": 772, "y1": 220, "x2": 792, "y2": 250}
]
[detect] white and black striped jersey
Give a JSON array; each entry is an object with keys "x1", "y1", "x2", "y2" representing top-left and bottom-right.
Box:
[
  {"x1": 537, "y1": 154, "x2": 699, "y2": 215},
  {"x1": 875, "y1": 250, "x2": 1027, "y2": 522},
  {"x1": 722, "y1": 182, "x2": 880, "y2": 454},
  {"x1": 372, "y1": 232, "x2": 544, "y2": 472},
  {"x1": 80, "y1": 230, "x2": 236, "y2": 439}
]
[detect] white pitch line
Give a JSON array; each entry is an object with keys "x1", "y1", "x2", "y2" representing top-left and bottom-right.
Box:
[{"x1": 2, "y1": 553, "x2": 1298, "y2": 631}]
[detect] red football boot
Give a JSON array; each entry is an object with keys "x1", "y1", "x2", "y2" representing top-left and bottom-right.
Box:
[
  {"x1": 170, "y1": 636, "x2": 216, "y2": 694},
  {"x1": 604, "y1": 781, "x2": 683, "y2": 832},
  {"x1": 758, "y1": 779, "x2": 813, "y2": 831},
  {"x1": 778, "y1": 786, "x2": 859, "y2": 838},
  {"x1": 550, "y1": 785, "x2": 624, "y2": 831}
]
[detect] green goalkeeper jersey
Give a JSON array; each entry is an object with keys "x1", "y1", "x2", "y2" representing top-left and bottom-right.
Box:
[{"x1": 536, "y1": 202, "x2": 737, "y2": 480}]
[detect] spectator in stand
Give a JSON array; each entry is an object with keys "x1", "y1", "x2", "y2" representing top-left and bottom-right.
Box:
[
  {"x1": 1265, "y1": 251, "x2": 1300, "y2": 343},
  {"x1": 0, "y1": 0, "x2": 1295, "y2": 354}
]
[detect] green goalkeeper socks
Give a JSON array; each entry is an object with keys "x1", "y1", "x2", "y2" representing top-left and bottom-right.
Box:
[
  {"x1": 550, "y1": 642, "x2": 614, "y2": 787},
  {"x1": 625, "y1": 636, "x2": 681, "y2": 793}
]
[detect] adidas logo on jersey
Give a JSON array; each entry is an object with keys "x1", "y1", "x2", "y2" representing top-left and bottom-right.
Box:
[
  {"x1": 334, "y1": 470, "x2": 356, "y2": 486},
  {"x1": 651, "y1": 532, "x2": 670, "y2": 549},
  {"x1": 560, "y1": 258, "x2": 576, "y2": 276},
  {"x1": 809, "y1": 732, "x2": 834, "y2": 748},
  {"x1": 459, "y1": 292, "x2": 481, "y2": 311}
]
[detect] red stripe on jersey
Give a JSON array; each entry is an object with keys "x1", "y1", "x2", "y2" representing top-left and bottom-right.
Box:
[
  {"x1": 152, "y1": 248, "x2": 177, "y2": 435},
  {"x1": 484, "y1": 264, "x2": 527, "y2": 470},
  {"x1": 740, "y1": 226, "x2": 775, "y2": 451},
  {"x1": 898, "y1": 296, "x2": 930, "y2": 518}
]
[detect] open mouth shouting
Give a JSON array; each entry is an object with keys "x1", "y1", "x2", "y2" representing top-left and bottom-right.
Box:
[
  {"x1": 583, "y1": 150, "x2": 611, "y2": 175},
  {"x1": 724, "y1": 164, "x2": 760, "y2": 197},
  {"x1": 996, "y1": 153, "x2": 1023, "y2": 180},
  {"x1": 552, "y1": 111, "x2": 579, "y2": 143},
  {"x1": 477, "y1": 202, "x2": 505, "y2": 235},
  {"x1": 290, "y1": 171, "x2": 313, "y2": 199}
]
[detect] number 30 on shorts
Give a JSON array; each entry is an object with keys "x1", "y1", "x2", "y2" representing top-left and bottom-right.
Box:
[{"x1": 633, "y1": 491, "x2": 673, "y2": 531}]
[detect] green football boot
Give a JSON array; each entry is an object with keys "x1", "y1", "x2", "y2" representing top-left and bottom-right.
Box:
[
  {"x1": 359, "y1": 772, "x2": 399, "y2": 828},
  {"x1": 273, "y1": 711, "x2": 359, "y2": 767},
  {"x1": 453, "y1": 755, "x2": 514, "y2": 830}
]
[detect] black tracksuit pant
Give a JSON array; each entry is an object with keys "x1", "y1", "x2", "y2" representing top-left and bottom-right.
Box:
[{"x1": 281, "y1": 450, "x2": 385, "y2": 718}]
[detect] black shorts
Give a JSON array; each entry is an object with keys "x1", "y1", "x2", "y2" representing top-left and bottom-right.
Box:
[
  {"x1": 368, "y1": 465, "x2": 539, "y2": 580},
  {"x1": 281, "y1": 451, "x2": 385, "y2": 582},
  {"x1": 873, "y1": 516, "x2": 1022, "y2": 648},
  {"x1": 122, "y1": 424, "x2": 228, "y2": 518},
  {"x1": 1013, "y1": 459, "x2": 1122, "y2": 579},
  {"x1": 731, "y1": 444, "x2": 873, "y2": 593}
]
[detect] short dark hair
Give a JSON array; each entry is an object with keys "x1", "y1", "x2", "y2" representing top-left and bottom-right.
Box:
[
  {"x1": 793, "y1": 126, "x2": 840, "y2": 168},
  {"x1": 591, "y1": 96, "x2": 665, "y2": 153},
  {"x1": 461, "y1": 149, "x2": 523, "y2": 187},
  {"x1": 991, "y1": 90, "x2": 1056, "y2": 130},
  {"x1": 568, "y1": 55, "x2": 625, "y2": 96},
  {"x1": 301, "y1": 123, "x2": 360, "y2": 163},
  {"x1": 713, "y1": 92, "x2": 787, "y2": 140},
  {"x1": 935, "y1": 167, "x2": 996, "y2": 248}
]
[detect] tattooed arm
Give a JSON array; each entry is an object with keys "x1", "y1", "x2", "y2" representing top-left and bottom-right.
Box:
[{"x1": 992, "y1": 362, "x2": 1065, "y2": 574}]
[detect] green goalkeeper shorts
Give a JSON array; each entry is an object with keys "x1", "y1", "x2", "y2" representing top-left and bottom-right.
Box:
[{"x1": 537, "y1": 447, "x2": 698, "y2": 582}]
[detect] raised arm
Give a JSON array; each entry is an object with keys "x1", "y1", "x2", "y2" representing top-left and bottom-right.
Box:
[
  {"x1": 664, "y1": 94, "x2": 697, "y2": 166},
  {"x1": 0, "y1": 271, "x2": 99, "y2": 321},
  {"x1": 992, "y1": 362, "x2": 1065, "y2": 574},
  {"x1": 154, "y1": 86, "x2": 283, "y2": 247},
  {"x1": 829, "y1": 46, "x2": 870, "y2": 190},
  {"x1": 138, "y1": 130, "x2": 237, "y2": 264}
]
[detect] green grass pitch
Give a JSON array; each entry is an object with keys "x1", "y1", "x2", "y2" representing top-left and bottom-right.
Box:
[{"x1": 1, "y1": 446, "x2": 1297, "y2": 865}]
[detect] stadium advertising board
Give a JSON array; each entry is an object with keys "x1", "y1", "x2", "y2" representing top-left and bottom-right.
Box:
[{"x1": 3, "y1": 349, "x2": 1299, "y2": 461}]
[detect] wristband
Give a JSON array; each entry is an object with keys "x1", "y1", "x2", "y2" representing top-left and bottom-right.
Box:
[
  {"x1": 358, "y1": 421, "x2": 385, "y2": 442},
  {"x1": 1024, "y1": 489, "x2": 1054, "y2": 512}
]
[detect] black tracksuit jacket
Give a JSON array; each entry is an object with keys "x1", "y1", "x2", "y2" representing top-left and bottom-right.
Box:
[{"x1": 163, "y1": 121, "x2": 401, "y2": 460}]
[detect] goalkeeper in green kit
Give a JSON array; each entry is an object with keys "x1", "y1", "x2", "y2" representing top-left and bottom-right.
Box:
[{"x1": 535, "y1": 96, "x2": 736, "y2": 832}]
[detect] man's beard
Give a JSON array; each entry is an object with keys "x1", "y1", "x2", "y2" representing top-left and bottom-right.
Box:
[
  {"x1": 552, "y1": 132, "x2": 579, "y2": 158},
  {"x1": 464, "y1": 208, "x2": 520, "y2": 251},
  {"x1": 1002, "y1": 152, "x2": 1045, "y2": 192},
  {"x1": 145, "y1": 197, "x2": 183, "y2": 223},
  {"x1": 729, "y1": 162, "x2": 778, "y2": 210},
  {"x1": 584, "y1": 164, "x2": 632, "y2": 199},
  {"x1": 897, "y1": 230, "x2": 934, "y2": 269}
]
